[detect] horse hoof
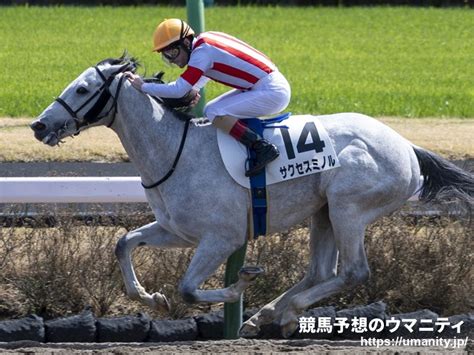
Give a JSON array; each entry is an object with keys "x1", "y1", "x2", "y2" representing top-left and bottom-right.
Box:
[
  {"x1": 152, "y1": 292, "x2": 171, "y2": 313},
  {"x1": 239, "y1": 320, "x2": 260, "y2": 338},
  {"x1": 280, "y1": 313, "x2": 299, "y2": 339},
  {"x1": 259, "y1": 307, "x2": 275, "y2": 323},
  {"x1": 239, "y1": 266, "x2": 265, "y2": 282},
  {"x1": 280, "y1": 310, "x2": 298, "y2": 339}
]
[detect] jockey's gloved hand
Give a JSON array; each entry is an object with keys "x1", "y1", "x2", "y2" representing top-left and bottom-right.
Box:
[
  {"x1": 188, "y1": 89, "x2": 201, "y2": 108},
  {"x1": 125, "y1": 72, "x2": 145, "y2": 91}
]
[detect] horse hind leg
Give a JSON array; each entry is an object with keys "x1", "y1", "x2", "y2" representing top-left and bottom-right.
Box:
[
  {"x1": 240, "y1": 204, "x2": 339, "y2": 337},
  {"x1": 278, "y1": 139, "x2": 415, "y2": 338},
  {"x1": 279, "y1": 203, "x2": 371, "y2": 338}
]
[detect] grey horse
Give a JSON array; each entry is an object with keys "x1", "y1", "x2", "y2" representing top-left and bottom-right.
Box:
[{"x1": 31, "y1": 56, "x2": 473, "y2": 338}]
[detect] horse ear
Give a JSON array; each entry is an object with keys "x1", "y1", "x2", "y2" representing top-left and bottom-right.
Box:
[
  {"x1": 117, "y1": 57, "x2": 140, "y2": 74},
  {"x1": 114, "y1": 62, "x2": 138, "y2": 74},
  {"x1": 121, "y1": 50, "x2": 140, "y2": 73},
  {"x1": 142, "y1": 71, "x2": 165, "y2": 84},
  {"x1": 154, "y1": 71, "x2": 165, "y2": 83},
  {"x1": 97, "y1": 50, "x2": 140, "y2": 73},
  {"x1": 96, "y1": 50, "x2": 131, "y2": 66}
]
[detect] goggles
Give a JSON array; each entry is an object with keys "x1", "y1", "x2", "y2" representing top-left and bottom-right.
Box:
[
  {"x1": 160, "y1": 45, "x2": 181, "y2": 67},
  {"x1": 162, "y1": 45, "x2": 181, "y2": 61}
]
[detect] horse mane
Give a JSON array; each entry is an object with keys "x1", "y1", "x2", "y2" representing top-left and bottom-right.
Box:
[
  {"x1": 96, "y1": 50, "x2": 140, "y2": 74},
  {"x1": 144, "y1": 71, "x2": 196, "y2": 120}
]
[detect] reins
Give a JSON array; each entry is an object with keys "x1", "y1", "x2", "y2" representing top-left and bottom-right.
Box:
[{"x1": 141, "y1": 118, "x2": 191, "y2": 189}]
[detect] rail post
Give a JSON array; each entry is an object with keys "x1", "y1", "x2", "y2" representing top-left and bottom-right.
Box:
[
  {"x1": 186, "y1": 0, "x2": 246, "y2": 339},
  {"x1": 186, "y1": 0, "x2": 206, "y2": 117},
  {"x1": 223, "y1": 241, "x2": 248, "y2": 339}
]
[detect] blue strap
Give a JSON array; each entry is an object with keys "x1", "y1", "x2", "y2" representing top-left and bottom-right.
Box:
[
  {"x1": 243, "y1": 113, "x2": 292, "y2": 239},
  {"x1": 244, "y1": 118, "x2": 267, "y2": 239},
  {"x1": 261, "y1": 112, "x2": 291, "y2": 125}
]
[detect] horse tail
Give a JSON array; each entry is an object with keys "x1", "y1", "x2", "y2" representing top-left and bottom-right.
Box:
[{"x1": 413, "y1": 146, "x2": 474, "y2": 204}]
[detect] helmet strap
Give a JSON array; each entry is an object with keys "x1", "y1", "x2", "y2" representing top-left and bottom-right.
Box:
[
  {"x1": 178, "y1": 20, "x2": 193, "y2": 62},
  {"x1": 165, "y1": 39, "x2": 191, "y2": 64},
  {"x1": 179, "y1": 19, "x2": 191, "y2": 40}
]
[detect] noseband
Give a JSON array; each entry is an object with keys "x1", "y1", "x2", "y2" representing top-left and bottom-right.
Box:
[{"x1": 55, "y1": 66, "x2": 127, "y2": 132}]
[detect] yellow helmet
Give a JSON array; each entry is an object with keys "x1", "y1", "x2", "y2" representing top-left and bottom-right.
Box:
[{"x1": 152, "y1": 19, "x2": 195, "y2": 52}]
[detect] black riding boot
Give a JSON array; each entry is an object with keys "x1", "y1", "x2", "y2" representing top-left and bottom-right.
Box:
[{"x1": 234, "y1": 124, "x2": 280, "y2": 177}]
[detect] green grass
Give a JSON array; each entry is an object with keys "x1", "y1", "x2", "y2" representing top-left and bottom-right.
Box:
[{"x1": 0, "y1": 6, "x2": 473, "y2": 118}]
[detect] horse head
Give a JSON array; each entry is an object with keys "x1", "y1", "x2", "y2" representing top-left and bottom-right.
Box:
[{"x1": 31, "y1": 53, "x2": 138, "y2": 146}]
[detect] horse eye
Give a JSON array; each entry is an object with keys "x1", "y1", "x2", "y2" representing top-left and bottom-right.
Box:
[{"x1": 76, "y1": 86, "x2": 88, "y2": 94}]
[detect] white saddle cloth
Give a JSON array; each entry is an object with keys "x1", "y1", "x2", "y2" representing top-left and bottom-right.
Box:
[{"x1": 217, "y1": 114, "x2": 340, "y2": 188}]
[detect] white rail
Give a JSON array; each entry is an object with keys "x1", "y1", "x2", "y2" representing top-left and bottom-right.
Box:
[
  {"x1": 0, "y1": 177, "x2": 147, "y2": 203},
  {"x1": 0, "y1": 176, "x2": 423, "y2": 204}
]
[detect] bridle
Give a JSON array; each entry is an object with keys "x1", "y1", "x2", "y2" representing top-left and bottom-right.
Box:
[
  {"x1": 55, "y1": 65, "x2": 127, "y2": 132},
  {"x1": 55, "y1": 62, "x2": 190, "y2": 191}
]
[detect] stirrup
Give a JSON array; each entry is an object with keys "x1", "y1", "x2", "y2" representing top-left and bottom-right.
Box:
[
  {"x1": 245, "y1": 148, "x2": 279, "y2": 177},
  {"x1": 245, "y1": 163, "x2": 265, "y2": 177}
]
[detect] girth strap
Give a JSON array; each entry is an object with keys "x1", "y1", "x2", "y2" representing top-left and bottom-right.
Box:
[{"x1": 244, "y1": 118, "x2": 269, "y2": 239}]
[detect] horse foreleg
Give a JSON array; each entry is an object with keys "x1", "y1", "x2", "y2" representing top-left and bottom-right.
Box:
[
  {"x1": 241, "y1": 205, "x2": 339, "y2": 337},
  {"x1": 279, "y1": 205, "x2": 370, "y2": 338},
  {"x1": 115, "y1": 221, "x2": 193, "y2": 311},
  {"x1": 177, "y1": 233, "x2": 256, "y2": 304}
]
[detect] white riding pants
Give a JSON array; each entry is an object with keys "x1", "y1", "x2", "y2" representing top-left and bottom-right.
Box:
[{"x1": 203, "y1": 71, "x2": 291, "y2": 122}]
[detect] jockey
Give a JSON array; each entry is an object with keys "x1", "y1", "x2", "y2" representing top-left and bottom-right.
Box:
[{"x1": 127, "y1": 18, "x2": 291, "y2": 177}]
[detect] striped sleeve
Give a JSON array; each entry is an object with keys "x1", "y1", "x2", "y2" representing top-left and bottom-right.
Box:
[
  {"x1": 141, "y1": 77, "x2": 193, "y2": 99},
  {"x1": 186, "y1": 45, "x2": 212, "y2": 77},
  {"x1": 193, "y1": 76, "x2": 210, "y2": 90},
  {"x1": 181, "y1": 66, "x2": 204, "y2": 86}
]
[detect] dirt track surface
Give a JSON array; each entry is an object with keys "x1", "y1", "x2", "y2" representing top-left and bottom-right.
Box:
[{"x1": 1, "y1": 339, "x2": 470, "y2": 354}]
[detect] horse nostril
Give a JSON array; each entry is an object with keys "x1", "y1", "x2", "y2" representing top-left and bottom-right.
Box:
[{"x1": 31, "y1": 121, "x2": 47, "y2": 132}]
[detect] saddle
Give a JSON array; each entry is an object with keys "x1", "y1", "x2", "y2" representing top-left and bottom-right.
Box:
[{"x1": 217, "y1": 113, "x2": 340, "y2": 239}]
